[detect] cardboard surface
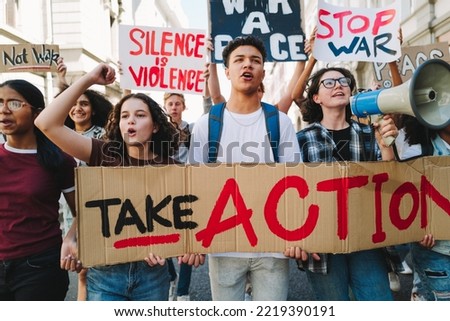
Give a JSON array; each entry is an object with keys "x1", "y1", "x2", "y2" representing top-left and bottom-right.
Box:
[
  {"x1": 0, "y1": 44, "x2": 59, "y2": 72},
  {"x1": 373, "y1": 43, "x2": 450, "y2": 88},
  {"x1": 76, "y1": 157, "x2": 450, "y2": 267}
]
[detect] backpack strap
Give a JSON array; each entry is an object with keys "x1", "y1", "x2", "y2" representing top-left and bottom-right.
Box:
[
  {"x1": 208, "y1": 102, "x2": 226, "y2": 163},
  {"x1": 207, "y1": 102, "x2": 280, "y2": 163},
  {"x1": 261, "y1": 102, "x2": 280, "y2": 163}
]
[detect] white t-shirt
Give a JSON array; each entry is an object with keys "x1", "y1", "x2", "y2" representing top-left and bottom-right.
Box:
[
  {"x1": 189, "y1": 106, "x2": 301, "y2": 258},
  {"x1": 190, "y1": 108, "x2": 301, "y2": 164},
  {"x1": 394, "y1": 128, "x2": 422, "y2": 160}
]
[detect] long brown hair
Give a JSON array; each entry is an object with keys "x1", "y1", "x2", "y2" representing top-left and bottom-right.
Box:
[{"x1": 104, "y1": 93, "x2": 179, "y2": 159}]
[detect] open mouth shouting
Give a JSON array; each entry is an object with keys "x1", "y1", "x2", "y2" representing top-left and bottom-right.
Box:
[
  {"x1": 241, "y1": 71, "x2": 254, "y2": 81},
  {"x1": 126, "y1": 128, "x2": 137, "y2": 138}
]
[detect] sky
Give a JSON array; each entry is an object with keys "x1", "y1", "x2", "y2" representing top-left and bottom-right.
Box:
[
  {"x1": 178, "y1": 0, "x2": 233, "y2": 124},
  {"x1": 181, "y1": 0, "x2": 208, "y2": 30}
]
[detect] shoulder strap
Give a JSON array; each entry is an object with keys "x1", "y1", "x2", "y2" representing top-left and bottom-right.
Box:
[
  {"x1": 208, "y1": 102, "x2": 226, "y2": 163},
  {"x1": 207, "y1": 102, "x2": 280, "y2": 163},
  {"x1": 261, "y1": 102, "x2": 280, "y2": 163}
]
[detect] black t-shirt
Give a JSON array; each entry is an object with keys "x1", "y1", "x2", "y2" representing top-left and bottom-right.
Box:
[{"x1": 328, "y1": 126, "x2": 351, "y2": 161}]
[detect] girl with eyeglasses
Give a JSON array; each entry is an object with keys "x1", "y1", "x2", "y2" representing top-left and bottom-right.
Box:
[
  {"x1": 294, "y1": 66, "x2": 399, "y2": 301},
  {"x1": 0, "y1": 79, "x2": 77, "y2": 300}
]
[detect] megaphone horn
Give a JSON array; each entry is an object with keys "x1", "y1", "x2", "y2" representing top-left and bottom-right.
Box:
[{"x1": 351, "y1": 58, "x2": 450, "y2": 130}]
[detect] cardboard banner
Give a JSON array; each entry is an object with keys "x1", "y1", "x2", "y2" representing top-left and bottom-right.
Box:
[
  {"x1": 209, "y1": 0, "x2": 306, "y2": 63},
  {"x1": 373, "y1": 43, "x2": 450, "y2": 88},
  {"x1": 119, "y1": 25, "x2": 207, "y2": 95},
  {"x1": 0, "y1": 44, "x2": 59, "y2": 72},
  {"x1": 76, "y1": 156, "x2": 450, "y2": 267},
  {"x1": 314, "y1": 0, "x2": 401, "y2": 62}
]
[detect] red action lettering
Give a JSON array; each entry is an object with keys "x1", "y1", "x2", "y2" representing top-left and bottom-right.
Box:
[
  {"x1": 264, "y1": 176, "x2": 319, "y2": 241},
  {"x1": 317, "y1": 176, "x2": 369, "y2": 240},
  {"x1": 195, "y1": 179, "x2": 257, "y2": 248}
]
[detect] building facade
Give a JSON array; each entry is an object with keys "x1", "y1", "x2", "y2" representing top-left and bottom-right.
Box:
[{"x1": 0, "y1": 0, "x2": 187, "y2": 104}]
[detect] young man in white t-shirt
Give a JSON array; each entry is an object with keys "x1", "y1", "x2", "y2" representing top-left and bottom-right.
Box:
[{"x1": 189, "y1": 35, "x2": 301, "y2": 301}]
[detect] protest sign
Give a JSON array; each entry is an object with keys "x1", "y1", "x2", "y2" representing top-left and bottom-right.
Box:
[
  {"x1": 119, "y1": 25, "x2": 207, "y2": 95},
  {"x1": 373, "y1": 43, "x2": 450, "y2": 88},
  {"x1": 314, "y1": 0, "x2": 401, "y2": 63},
  {"x1": 0, "y1": 43, "x2": 59, "y2": 72},
  {"x1": 209, "y1": 0, "x2": 306, "y2": 63},
  {"x1": 76, "y1": 157, "x2": 450, "y2": 267}
]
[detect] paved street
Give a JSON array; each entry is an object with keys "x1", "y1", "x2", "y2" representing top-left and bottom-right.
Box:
[{"x1": 65, "y1": 257, "x2": 413, "y2": 301}]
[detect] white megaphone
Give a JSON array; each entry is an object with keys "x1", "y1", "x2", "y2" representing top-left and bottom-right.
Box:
[{"x1": 351, "y1": 59, "x2": 450, "y2": 132}]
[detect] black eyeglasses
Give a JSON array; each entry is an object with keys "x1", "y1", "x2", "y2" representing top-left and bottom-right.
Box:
[
  {"x1": 0, "y1": 100, "x2": 29, "y2": 111},
  {"x1": 320, "y1": 77, "x2": 351, "y2": 89}
]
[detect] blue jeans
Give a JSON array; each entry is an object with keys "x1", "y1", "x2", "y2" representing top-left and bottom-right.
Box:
[
  {"x1": 306, "y1": 249, "x2": 393, "y2": 301},
  {"x1": 86, "y1": 261, "x2": 170, "y2": 301},
  {"x1": 167, "y1": 259, "x2": 177, "y2": 282},
  {"x1": 0, "y1": 246, "x2": 69, "y2": 300},
  {"x1": 411, "y1": 242, "x2": 450, "y2": 300},
  {"x1": 177, "y1": 263, "x2": 192, "y2": 296},
  {"x1": 166, "y1": 259, "x2": 192, "y2": 296},
  {"x1": 208, "y1": 256, "x2": 289, "y2": 301}
]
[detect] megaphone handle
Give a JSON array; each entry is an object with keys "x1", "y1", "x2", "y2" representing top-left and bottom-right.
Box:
[
  {"x1": 382, "y1": 134, "x2": 396, "y2": 147},
  {"x1": 374, "y1": 115, "x2": 395, "y2": 147}
]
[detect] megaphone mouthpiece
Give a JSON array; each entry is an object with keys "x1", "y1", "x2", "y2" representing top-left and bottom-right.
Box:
[{"x1": 414, "y1": 87, "x2": 437, "y2": 105}]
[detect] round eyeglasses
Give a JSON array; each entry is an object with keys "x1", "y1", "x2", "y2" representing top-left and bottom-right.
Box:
[
  {"x1": 320, "y1": 77, "x2": 351, "y2": 89},
  {"x1": 0, "y1": 100, "x2": 29, "y2": 111}
]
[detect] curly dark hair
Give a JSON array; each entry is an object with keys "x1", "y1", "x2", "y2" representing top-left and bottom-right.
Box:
[
  {"x1": 301, "y1": 67, "x2": 357, "y2": 124},
  {"x1": 396, "y1": 114, "x2": 437, "y2": 145},
  {"x1": 104, "y1": 93, "x2": 179, "y2": 159},
  {"x1": 58, "y1": 86, "x2": 112, "y2": 131},
  {"x1": 222, "y1": 35, "x2": 267, "y2": 68}
]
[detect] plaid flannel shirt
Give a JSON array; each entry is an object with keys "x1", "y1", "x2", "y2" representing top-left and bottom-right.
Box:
[{"x1": 296, "y1": 120, "x2": 381, "y2": 274}]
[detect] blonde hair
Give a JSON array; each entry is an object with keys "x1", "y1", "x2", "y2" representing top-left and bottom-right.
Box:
[{"x1": 163, "y1": 92, "x2": 185, "y2": 108}]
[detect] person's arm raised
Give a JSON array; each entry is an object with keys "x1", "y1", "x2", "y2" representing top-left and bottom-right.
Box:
[
  {"x1": 276, "y1": 60, "x2": 305, "y2": 114},
  {"x1": 56, "y1": 56, "x2": 69, "y2": 91},
  {"x1": 205, "y1": 38, "x2": 226, "y2": 104},
  {"x1": 208, "y1": 62, "x2": 226, "y2": 104},
  {"x1": 291, "y1": 28, "x2": 317, "y2": 107},
  {"x1": 35, "y1": 63, "x2": 116, "y2": 164}
]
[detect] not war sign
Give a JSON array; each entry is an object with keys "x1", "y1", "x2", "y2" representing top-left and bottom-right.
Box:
[
  {"x1": 0, "y1": 44, "x2": 60, "y2": 72},
  {"x1": 314, "y1": 0, "x2": 401, "y2": 63},
  {"x1": 76, "y1": 157, "x2": 450, "y2": 267},
  {"x1": 119, "y1": 25, "x2": 207, "y2": 95},
  {"x1": 209, "y1": 0, "x2": 306, "y2": 63}
]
